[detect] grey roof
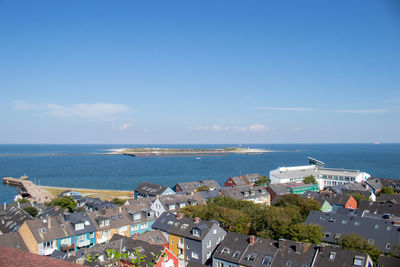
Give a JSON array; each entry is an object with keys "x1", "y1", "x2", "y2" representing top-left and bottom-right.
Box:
[
  {"x1": 0, "y1": 231, "x2": 29, "y2": 251},
  {"x1": 238, "y1": 237, "x2": 277, "y2": 267},
  {"x1": 134, "y1": 230, "x2": 168, "y2": 246},
  {"x1": 87, "y1": 207, "x2": 132, "y2": 231},
  {"x1": 305, "y1": 210, "x2": 400, "y2": 251},
  {"x1": 370, "y1": 178, "x2": 400, "y2": 191},
  {"x1": 313, "y1": 245, "x2": 371, "y2": 267},
  {"x1": 327, "y1": 183, "x2": 372, "y2": 196},
  {"x1": 221, "y1": 185, "x2": 269, "y2": 201},
  {"x1": 151, "y1": 212, "x2": 177, "y2": 232},
  {"x1": 270, "y1": 239, "x2": 316, "y2": 267},
  {"x1": 213, "y1": 232, "x2": 250, "y2": 264},
  {"x1": 38, "y1": 206, "x2": 65, "y2": 218},
  {"x1": 376, "y1": 194, "x2": 400, "y2": 204},
  {"x1": 267, "y1": 184, "x2": 290, "y2": 195},
  {"x1": 157, "y1": 192, "x2": 205, "y2": 210},
  {"x1": 25, "y1": 215, "x2": 75, "y2": 243},
  {"x1": 82, "y1": 197, "x2": 118, "y2": 211},
  {"x1": 135, "y1": 182, "x2": 169, "y2": 196},
  {"x1": 358, "y1": 200, "x2": 400, "y2": 217},
  {"x1": 64, "y1": 212, "x2": 96, "y2": 235},
  {"x1": 228, "y1": 174, "x2": 260, "y2": 186},
  {"x1": 378, "y1": 255, "x2": 400, "y2": 267},
  {"x1": 0, "y1": 203, "x2": 32, "y2": 234},
  {"x1": 199, "y1": 190, "x2": 221, "y2": 200},
  {"x1": 175, "y1": 180, "x2": 220, "y2": 193}
]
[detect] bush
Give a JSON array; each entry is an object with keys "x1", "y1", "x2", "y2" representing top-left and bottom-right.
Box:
[
  {"x1": 381, "y1": 187, "x2": 395, "y2": 195},
  {"x1": 254, "y1": 176, "x2": 269, "y2": 186},
  {"x1": 337, "y1": 233, "x2": 381, "y2": 265},
  {"x1": 17, "y1": 198, "x2": 30, "y2": 203},
  {"x1": 196, "y1": 186, "x2": 210, "y2": 192},
  {"x1": 52, "y1": 197, "x2": 76, "y2": 212},
  {"x1": 111, "y1": 198, "x2": 126, "y2": 206},
  {"x1": 23, "y1": 206, "x2": 38, "y2": 217},
  {"x1": 303, "y1": 175, "x2": 317, "y2": 184}
]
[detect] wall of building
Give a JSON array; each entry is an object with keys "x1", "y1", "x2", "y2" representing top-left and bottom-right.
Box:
[
  {"x1": 18, "y1": 222, "x2": 38, "y2": 254},
  {"x1": 169, "y1": 234, "x2": 184, "y2": 261}
]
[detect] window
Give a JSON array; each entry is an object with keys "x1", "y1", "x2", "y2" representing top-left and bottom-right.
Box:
[
  {"x1": 181, "y1": 224, "x2": 188, "y2": 230},
  {"x1": 245, "y1": 252, "x2": 258, "y2": 262},
  {"x1": 74, "y1": 223, "x2": 84, "y2": 231},
  {"x1": 206, "y1": 251, "x2": 211, "y2": 259},
  {"x1": 191, "y1": 251, "x2": 199, "y2": 259},
  {"x1": 261, "y1": 255, "x2": 273, "y2": 266},
  {"x1": 132, "y1": 224, "x2": 139, "y2": 231},
  {"x1": 77, "y1": 234, "x2": 85, "y2": 241},
  {"x1": 133, "y1": 213, "x2": 141, "y2": 221},
  {"x1": 216, "y1": 237, "x2": 221, "y2": 244},
  {"x1": 221, "y1": 247, "x2": 230, "y2": 254},
  {"x1": 387, "y1": 226, "x2": 392, "y2": 231},
  {"x1": 99, "y1": 219, "x2": 110, "y2": 227},
  {"x1": 61, "y1": 238, "x2": 71, "y2": 246},
  {"x1": 324, "y1": 232, "x2": 331, "y2": 238},
  {"x1": 193, "y1": 229, "x2": 200, "y2": 237},
  {"x1": 169, "y1": 204, "x2": 176, "y2": 210},
  {"x1": 213, "y1": 229, "x2": 217, "y2": 234},
  {"x1": 119, "y1": 226, "x2": 127, "y2": 233},
  {"x1": 354, "y1": 221, "x2": 360, "y2": 226},
  {"x1": 207, "y1": 240, "x2": 211, "y2": 248},
  {"x1": 89, "y1": 232, "x2": 95, "y2": 238},
  {"x1": 329, "y1": 252, "x2": 336, "y2": 261},
  {"x1": 341, "y1": 220, "x2": 347, "y2": 224},
  {"x1": 329, "y1": 218, "x2": 336, "y2": 222},
  {"x1": 353, "y1": 256, "x2": 364, "y2": 266},
  {"x1": 217, "y1": 262, "x2": 224, "y2": 267},
  {"x1": 232, "y1": 251, "x2": 241, "y2": 258},
  {"x1": 386, "y1": 243, "x2": 391, "y2": 249},
  {"x1": 103, "y1": 230, "x2": 111, "y2": 237},
  {"x1": 374, "y1": 224, "x2": 379, "y2": 230},
  {"x1": 179, "y1": 203, "x2": 186, "y2": 208},
  {"x1": 141, "y1": 222, "x2": 148, "y2": 229}
]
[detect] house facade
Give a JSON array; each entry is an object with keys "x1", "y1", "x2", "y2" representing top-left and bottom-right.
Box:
[{"x1": 134, "y1": 182, "x2": 175, "y2": 199}]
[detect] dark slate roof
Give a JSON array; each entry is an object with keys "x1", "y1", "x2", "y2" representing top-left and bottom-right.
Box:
[
  {"x1": 220, "y1": 185, "x2": 269, "y2": 201},
  {"x1": 270, "y1": 239, "x2": 316, "y2": 267},
  {"x1": 0, "y1": 203, "x2": 32, "y2": 234},
  {"x1": 135, "y1": 182, "x2": 169, "y2": 196},
  {"x1": 0, "y1": 246, "x2": 81, "y2": 267},
  {"x1": 38, "y1": 206, "x2": 65, "y2": 218},
  {"x1": 64, "y1": 212, "x2": 96, "y2": 235},
  {"x1": 199, "y1": 189, "x2": 221, "y2": 200},
  {"x1": 151, "y1": 212, "x2": 177, "y2": 232},
  {"x1": 135, "y1": 230, "x2": 168, "y2": 246},
  {"x1": 238, "y1": 237, "x2": 277, "y2": 267},
  {"x1": 156, "y1": 192, "x2": 205, "y2": 210},
  {"x1": 358, "y1": 200, "x2": 400, "y2": 217},
  {"x1": 186, "y1": 262, "x2": 209, "y2": 267},
  {"x1": 378, "y1": 255, "x2": 400, "y2": 267},
  {"x1": 313, "y1": 245, "x2": 371, "y2": 267},
  {"x1": 50, "y1": 249, "x2": 67, "y2": 260},
  {"x1": 87, "y1": 207, "x2": 133, "y2": 231},
  {"x1": 267, "y1": 184, "x2": 290, "y2": 195},
  {"x1": 0, "y1": 231, "x2": 29, "y2": 251},
  {"x1": 328, "y1": 183, "x2": 372, "y2": 197},
  {"x1": 213, "y1": 232, "x2": 251, "y2": 264},
  {"x1": 162, "y1": 213, "x2": 221, "y2": 241},
  {"x1": 229, "y1": 174, "x2": 260, "y2": 186},
  {"x1": 305, "y1": 210, "x2": 400, "y2": 251},
  {"x1": 175, "y1": 179, "x2": 220, "y2": 193},
  {"x1": 376, "y1": 194, "x2": 400, "y2": 204},
  {"x1": 83, "y1": 197, "x2": 118, "y2": 211}
]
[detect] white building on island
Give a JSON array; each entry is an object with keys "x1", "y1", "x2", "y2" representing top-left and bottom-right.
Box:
[{"x1": 269, "y1": 157, "x2": 370, "y2": 190}]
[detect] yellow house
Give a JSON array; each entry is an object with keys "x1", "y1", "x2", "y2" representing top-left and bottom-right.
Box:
[{"x1": 169, "y1": 233, "x2": 185, "y2": 260}]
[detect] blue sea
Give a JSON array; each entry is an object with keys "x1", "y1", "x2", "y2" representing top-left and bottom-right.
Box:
[{"x1": 1, "y1": 144, "x2": 399, "y2": 204}]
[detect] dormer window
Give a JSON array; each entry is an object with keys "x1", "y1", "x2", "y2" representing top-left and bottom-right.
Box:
[
  {"x1": 245, "y1": 252, "x2": 258, "y2": 262},
  {"x1": 353, "y1": 256, "x2": 364, "y2": 266},
  {"x1": 99, "y1": 219, "x2": 110, "y2": 227},
  {"x1": 75, "y1": 223, "x2": 84, "y2": 231},
  {"x1": 329, "y1": 252, "x2": 336, "y2": 261},
  {"x1": 244, "y1": 192, "x2": 249, "y2": 197},
  {"x1": 169, "y1": 204, "x2": 176, "y2": 210},
  {"x1": 250, "y1": 191, "x2": 255, "y2": 196},
  {"x1": 192, "y1": 229, "x2": 200, "y2": 237},
  {"x1": 179, "y1": 203, "x2": 186, "y2": 208},
  {"x1": 181, "y1": 224, "x2": 188, "y2": 230},
  {"x1": 147, "y1": 211, "x2": 155, "y2": 218},
  {"x1": 134, "y1": 213, "x2": 141, "y2": 221},
  {"x1": 221, "y1": 247, "x2": 230, "y2": 254}
]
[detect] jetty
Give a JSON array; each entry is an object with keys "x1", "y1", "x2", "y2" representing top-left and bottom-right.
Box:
[{"x1": 3, "y1": 176, "x2": 54, "y2": 203}]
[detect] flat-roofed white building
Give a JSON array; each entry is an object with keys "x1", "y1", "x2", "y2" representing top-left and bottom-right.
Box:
[{"x1": 269, "y1": 158, "x2": 370, "y2": 190}]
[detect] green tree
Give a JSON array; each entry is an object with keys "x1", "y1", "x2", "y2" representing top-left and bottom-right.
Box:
[
  {"x1": 87, "y1": 248, "x2": 161, "y2": 266},
  {"x1": 303, "y1": 175, "x2": 317, "y2": 184},
  {"x1": 337, "y1": 233, "x2": 381, "y2": 265},
  {"x1": 381, "y1": 187, "x2": 395, "y2": 195},
  {"x1": 111, "y1": 198, "x2": 126, "y2": 206},
  {"x1": 346, "y1": 193, "x2": 369, "y2": 206},
  {"x1": 254, "y1": 176, "x2": 269, "y2": 186},
  {"x1": 17, "y1": 198, "x2": 30, "y2": 203},
  {"x1": 275, "y1": 194, "x2": 321, "y2": 220},
  {"x1": 52, "y1": 196, "x2": 76, "y2": 212},
  {"x1": 23, "y1": 206, "x2": 38, "y2": 217},
  {"x1": 286, "y1": 223, "x2": 323, "y2": 244}
]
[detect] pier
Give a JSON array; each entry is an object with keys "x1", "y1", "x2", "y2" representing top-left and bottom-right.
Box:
[{"x1": 2, "y1": 176, "x2": 54, "y2": 203}]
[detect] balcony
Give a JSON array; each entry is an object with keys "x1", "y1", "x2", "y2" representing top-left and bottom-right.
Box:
[
  {"x1": 60, "y1": 244, "x2": 75, "y2": 252},
  {"x1": 77, "y1": 239, "x2": 91, "y2": 248},
  {"x1": 178, "y1": 242, "x2": 184, "y2": 249},
  {"x1": 41, "y1": 247, "x2": 57, "y2": 256}
]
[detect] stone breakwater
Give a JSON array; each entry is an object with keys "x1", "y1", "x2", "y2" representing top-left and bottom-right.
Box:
[{"x1": 3, "y1": 177, "x2": 54, "y2": 203}]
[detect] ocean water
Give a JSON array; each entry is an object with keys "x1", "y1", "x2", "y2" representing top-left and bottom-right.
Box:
[{"x1": 1, "y1": 144, "x2": 399, "y2": 204}]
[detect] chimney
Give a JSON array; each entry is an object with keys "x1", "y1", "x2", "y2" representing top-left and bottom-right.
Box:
[
  {"x1": 249, "y1": 235, "x2": 255, "y2": 245},
  {"x1": 278, "y1": 238, "x2": 284, "y2": 249},
  {"x1": 319, "y1": 245, "x2": 325, "y2": 255},
  {"x1": 295, "y1": 242, "x2": 302, "y2": 253},
  {"x1": 177, "y1": 213, "x2": 183, "y2": 220},
  {"x1": 194, "y1": 217, "x2": 200, "y2": 224},
  {"x1": 118, "y1": 206, "x2": 122, "y2": 213},
  {"x1": 55, "y1": 206, "x2": 59, "y2": 211}
]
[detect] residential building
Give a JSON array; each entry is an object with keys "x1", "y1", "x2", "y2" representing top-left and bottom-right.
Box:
[
  {"x1": 153, "y1": 213, "x2": 227, "y2": 265},
  {"x1": 323, "y1": 182, "x2": 375, "y2": 201},
  {"x1": 269, "y1": 158, "x2": 370, "y2": 190},
  {"x1": 174, "y1": 180, "x2": 220, "y2": 193},
  {"x1": 0, "y1": 202, "x2": 33, "y2": 234},
  {"x1": 377, "y1": 255, "x2": 400, "y2": 267},
  {"x1": 18, "y1": 215, "x2": 75, "y2": 256},
  {"x1": 366, "y1": 177, "x2": 400, "y2": 194},
  {"x1": 302, "y1": 191, "x2": 334, "y2": 212},
  {"x1": 312, "y1": 244, "x2": 373, "y2": 267},
  {"x1": 134, "y1": 182, "x2": 175, "y2": 199},
  {"x1": 224, "y1": 174, "x2": 260, "y2": 187},
  {"x1": 127, "y1": 207, "x2": 156, "y2": 236},
  {"x1": 78, "y1": 196, "x2": 117, "y2": 212},
  {"x1": 87, "y1": 206, "x2": 132, "y2": 244},
  {"x1": 305, "y1": 210, "x2": 400, "y2": 252},
  {"x1": 64, "y1": 212, "x2": 96, "y2": 251},
  {"x1": 358, "y1": 200, "x2": 400, "y2": 218},
  {"x1": 376, "y1": 193, "x2": 400, "y2": 204},
  {"x1": 58, "y1": 190, "x2": 82, "y2": 200},
  {"x1": 134, "y1": 229, "x2": 169, "y2": 248},
  {"x1": 220, "y1": 185, "x2": 270, "y2": 205},
  {"x1": 0, "y1": 231, "x2": 29, "y2": 251},
  {"x1": 151, "y1": 212, "x2": 178, "y2": 242}
]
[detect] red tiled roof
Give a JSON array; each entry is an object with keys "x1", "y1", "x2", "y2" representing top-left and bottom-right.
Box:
[{"x1": 0, "y1": 246, "x2": 81, "y2": 267}]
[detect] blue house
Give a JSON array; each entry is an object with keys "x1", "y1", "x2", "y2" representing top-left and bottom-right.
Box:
[
  {"x1": 64, "y1": 212, "x2": 96, "y2": 251},
  {"x1": 128, "y1": 208, "x2": 157, "y2": 236}
]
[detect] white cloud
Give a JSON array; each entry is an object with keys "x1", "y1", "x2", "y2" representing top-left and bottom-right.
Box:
[
  {"x1": 13, "y1": 100, "x2": 35, "y2": 111},
  {"x1": 249, "y1": 124, "x2": 269, "y2": 132},
  {"x1": 253, "y1": 107, "x2": 314, "y2": 112},
  {"x1": 118, "y1": 122, "x2": 132, "y2": 131},
  {"x1": 329, "y1": 109, "x2": 388, "y2": 114}
]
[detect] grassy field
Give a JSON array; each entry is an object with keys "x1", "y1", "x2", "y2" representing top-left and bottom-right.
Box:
[{"x1": 40, "y1": 186, "x2": 133, "y2": 201}]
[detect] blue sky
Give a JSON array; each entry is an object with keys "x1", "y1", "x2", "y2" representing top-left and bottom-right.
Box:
[{"x1": 0, "y1": 0, "x2": 399, "y2": 144}]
